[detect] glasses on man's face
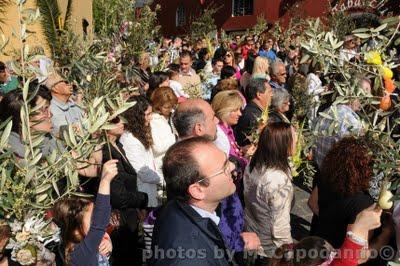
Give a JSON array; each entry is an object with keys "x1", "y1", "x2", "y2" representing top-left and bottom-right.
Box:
[
  {"x1": 225, "y1": 54, "x2": 233, "y2": 58},
  {"x1": 196, "y1": 157, "x2": 233, "y2": 184}
]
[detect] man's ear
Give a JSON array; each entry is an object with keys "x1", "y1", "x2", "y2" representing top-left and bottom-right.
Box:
[
  {"x1": 193, "y1": 122, "x2": 204, "y2": 136},
  {"x1": 50, "y1": 84, "x2": 59, "y2": 94},
  {"x1": 255, "y1": 91, "x2": 262, "y2": 100},
  {"x1": 188, "y1": 183, "x2": 206, "y2": 201}
]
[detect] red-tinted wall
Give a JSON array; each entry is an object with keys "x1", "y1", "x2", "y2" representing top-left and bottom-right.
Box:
[{"x1": 151, "y1": 0, "x2": 330, "y2": 36}]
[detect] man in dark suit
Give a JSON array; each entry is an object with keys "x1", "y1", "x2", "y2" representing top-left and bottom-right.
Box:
[
  {"x1": 234, "y1": 78, "x2": 273, "y2": 146},
  {"x1": 149, "y1": 137, "x2": 238, "y2": 265}
]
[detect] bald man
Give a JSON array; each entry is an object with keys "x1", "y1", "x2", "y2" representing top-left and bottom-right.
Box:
[{"x1": 173, "y1": 98, "x2": 219, "y2": 140}]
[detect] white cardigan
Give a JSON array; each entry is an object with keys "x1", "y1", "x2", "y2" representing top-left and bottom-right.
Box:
[
  {"x1": 150, "y1": 113, "x2": 176, "y2": 183},
  {"x1": 119, "y1": 132, "x2": 160, "y2": 208}
]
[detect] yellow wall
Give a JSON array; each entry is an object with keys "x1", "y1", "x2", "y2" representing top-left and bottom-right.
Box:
[{"x1": 0, "y1": 0, "x2": 93, "y2": 61}]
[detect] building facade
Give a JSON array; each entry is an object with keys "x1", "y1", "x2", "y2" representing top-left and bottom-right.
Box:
[
  {"x1": 1, "y1": 0, "x2": 92, "y2": 61},
  {"x1": 152, "y1": 0, "x2": 328, "y2": 36},
  {"x1": 152, "y1": 0, "x2": 399, "y2": 36}
]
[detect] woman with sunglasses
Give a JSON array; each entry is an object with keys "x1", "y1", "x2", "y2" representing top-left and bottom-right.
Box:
[
  {"x1": 244, "y1": 122, "x2": 297, "y2": 265},
  {"x1": 224, "y1": 50, "x2": 241, "y2": 80},
  {"x1": 102, "y1": 115, "x2": 149, "y2": 265}
]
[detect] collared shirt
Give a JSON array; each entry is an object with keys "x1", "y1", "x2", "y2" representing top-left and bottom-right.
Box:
[
  {"x1": 313, "y1": 104, "x2": 363, "y2": 169},
  {"x1": 269, "y1": 80, "x2": 286, "y2": 90},
  {"x1": 202, "y1": 72, "x2": 220, "y2": 100},
  {"x1": 50, "y1": 96, "x2": 83, "y2": 135},
  {"x1": 0, "y1": 76, "x2": 19, "y2": 94},
  {"x1": 190, "y1": 204, "x2": 220, "y2": 225}
]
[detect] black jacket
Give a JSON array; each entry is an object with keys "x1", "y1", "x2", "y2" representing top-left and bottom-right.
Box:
[
  {"x1": 234, "y1": 101, "x2": 263, "y2": 147},
  {"x1": 150, "y1": 200, "x2": 234, "y2": 266},
  {"x1": 268, "y1": 110, "x2": 290, "y2": 124},
  {"x1": 102, "y1": 142, "x2": 148, "y2": 232}
]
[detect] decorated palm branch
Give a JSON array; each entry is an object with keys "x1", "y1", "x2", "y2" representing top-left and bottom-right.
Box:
[{"x1": 300, "y1": 15, "x2": 400, "y2": 196}]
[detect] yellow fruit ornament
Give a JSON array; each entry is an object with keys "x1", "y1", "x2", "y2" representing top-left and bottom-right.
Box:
[
  {"x1": 380, "y1": 66, "x2": 393, "y2": 80},
  {"x1": 364, "y1": 51, "x2": 383, "y2": 65},
  {"x1": 378, "y1": 180, "x2": 393, "y2": 210}
]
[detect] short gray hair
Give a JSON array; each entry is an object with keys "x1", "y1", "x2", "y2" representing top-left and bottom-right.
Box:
[
  {"x1": 270, "y1": 60, "x2": 285, "y2": 76},
  {"x1": 173, "y1": 107, "x2": 205, "y2": 138},
  {"x1": 271, "y1": 88, "x2": 290, "y2": 110}
]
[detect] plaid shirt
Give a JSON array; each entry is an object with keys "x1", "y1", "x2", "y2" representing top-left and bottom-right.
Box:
[{"x1": 313, "y1": 104, "x2": 363, "y2": 169}]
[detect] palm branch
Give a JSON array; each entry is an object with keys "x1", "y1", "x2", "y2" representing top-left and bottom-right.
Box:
[
  {"x1": 36, "y1": 0, "x2": 61, "y2": 57},
  {"x1": 0, "y1": 0, "x2": 10, "y2": 30},
  {"x1": 64, "y1": 0, "x2": 73, "y2": 30}
]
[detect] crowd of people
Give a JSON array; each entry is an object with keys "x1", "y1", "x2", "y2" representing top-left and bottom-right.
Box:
[{"x1": 0, "y1": 26, "x2": 399, "y2": 266}]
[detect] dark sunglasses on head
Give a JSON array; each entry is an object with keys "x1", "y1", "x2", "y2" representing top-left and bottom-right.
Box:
[
  {"x1": 110, "y1": 116, "x2": 121, "y2": 124},
  {"x1": 53, "y1": 80, "x2": 69, "y2": 87}
]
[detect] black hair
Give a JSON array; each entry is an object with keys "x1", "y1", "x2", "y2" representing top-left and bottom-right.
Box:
[
  {"x1": 124, "y1": 95, "x2": 153, "y2": 149},
  {"x1": 147, "y1": 71, "x2": 169, "y2": 98},
  {"x1": 198, "y1": 48, "x2": 209, "y2": 61},
  {"x1": 244, "y1": 52, "x2": 256, "y2": 74},
  {"x1": 167, "y1": 63, "x2": 180, "y2": 73},
  {"x1": 180, "y1": 50, "x2": 192, "y2": 60},
  {"x1": 212, "y1": 58, "x2": 224, "y2": 66},
  {"x1": 162, "y1": 136, "x2": 212, "y2": 201},
  {"x1": 245, "y1": 78, "x2": 267, "y2": 101},
  {"x1": 220, "y1": 65, "x2": 237, "y2": 80},
  {"x1": 0, "y1": 81, "x2": 51, "y2": 135}
]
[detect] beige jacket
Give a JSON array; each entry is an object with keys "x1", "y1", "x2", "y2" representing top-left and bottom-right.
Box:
[
  {"x1": 176, "y1": 69, "x2": 201, "y2": 96},
  {"x1": 244, "y1": 166, "x2": 293, "y2": 258}
]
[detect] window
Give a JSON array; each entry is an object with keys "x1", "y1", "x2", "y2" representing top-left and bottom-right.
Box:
[
  {"x1": 176, "y1": 4, "x2": 186, "y2": 27},
  {"x1": 82, "y1": 19, "x2": 89, "y2": 37},
  {"x1": 232, "y1": 0, "x2": 253, "y2": 16}
]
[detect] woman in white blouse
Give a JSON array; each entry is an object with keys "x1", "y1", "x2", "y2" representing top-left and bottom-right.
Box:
[
  {"x1": 120, "y1": 95, "x2": 160, "y2": 208},
  {"x1": 150, "y1": 87, "x2": 177, "y2": 184}
]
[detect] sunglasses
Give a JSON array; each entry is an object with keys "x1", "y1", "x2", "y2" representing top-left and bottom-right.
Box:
[
  {"x1": 110, "y1": 116, "x2": 121, "y2": 124},
  {"x1": 53, "y1": 80, "x2": 70, "y2": 87}
]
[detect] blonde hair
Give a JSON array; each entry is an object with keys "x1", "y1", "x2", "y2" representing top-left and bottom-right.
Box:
[
  {"x1": 252, "y1": 56, "x2": 269, "y2": 76},
  {"x1": 211, "y1": 90, "x2": 243, "y2": 122},
  {"x1": 138, "y1": 52, "x2": 150, "y2": 66}
]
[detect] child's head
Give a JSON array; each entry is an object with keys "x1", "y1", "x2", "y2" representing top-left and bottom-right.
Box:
[
  {"x1": 167, "y1": 63, "x2": 180, "y2": 81},
  {"x1": 292, "y1": 236, "x2": 335, "y2": 266},
  {"x1": 52, "y1": 197, "x2": 94, "y2": 261}
]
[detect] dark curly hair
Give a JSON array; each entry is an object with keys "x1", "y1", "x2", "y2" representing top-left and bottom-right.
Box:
[
  {"x1": 320, "y1": 136, "x2": 373, "y2": 197},
  {"x1": 124, "y1": 95, "x2": 153, "y2": 149}
]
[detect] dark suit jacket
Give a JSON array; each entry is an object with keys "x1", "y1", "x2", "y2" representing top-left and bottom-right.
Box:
[
  {"x1": 234, "y1": 101, "x2": 263, "y2": 147},
  {"x1": 150, "y1": 200, "x2": 234, "y2": 266},
  {"x1": 102, "y1": 142, "x2": 148, "y2": 232}
]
